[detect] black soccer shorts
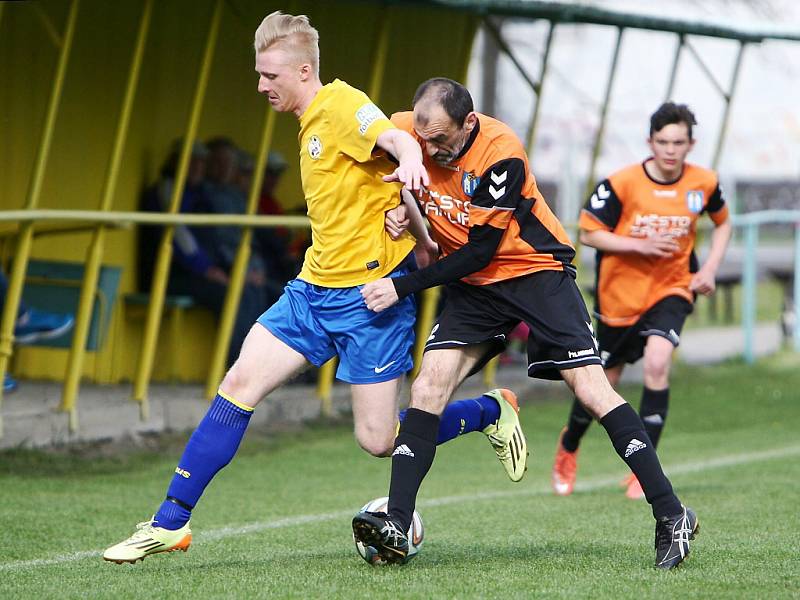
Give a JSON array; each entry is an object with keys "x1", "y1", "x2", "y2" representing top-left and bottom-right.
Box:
[
  {"x1": 423, "y1": 270, "x2": 602, "y2": 381},
  {"x1": 596, "y1": 295, "x2": 693, "y2": 369}
]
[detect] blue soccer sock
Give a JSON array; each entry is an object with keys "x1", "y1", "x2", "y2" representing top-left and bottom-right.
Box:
[
  {"x1": 153, "y1": 392, "x2": 253, "y2": 530},
  {"x1": 399, "y1": 394, "x2": 501, "y2": 445}
]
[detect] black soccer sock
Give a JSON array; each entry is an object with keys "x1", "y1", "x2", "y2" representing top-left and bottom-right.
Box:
[
  {"x1": 562, "y1": 398, "x2": 593, "y2": 452},
  {"x1": 639, "y1": 387, "x2": 669, "y2": 449},
  {"x1": 387, "y1": 408, "x2": 439, "y2": 533},
  {"x1": 600, "y1": 403, "x2": 682, "y2": 519}
]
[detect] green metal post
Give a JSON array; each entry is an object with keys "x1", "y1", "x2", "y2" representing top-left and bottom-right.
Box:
[
  {"x1": 526, "y1": 20, "x2": 555, "y2": 157},
  {"x1": 133, "y1": 0, "x2": 223, "y2": 415},
  {"x1": 583, "y1": 26, "x2": 624, "y2": 202},
  {"x1": 460, "y1": 16, "x2": 480, "y2": 85},
  {"x1": 482, "y1": 16, "x2": 541, "y2": 97},
  {"x1": 794, "y1": 223, "x2": 800, "y2": 352},
  {"x1": 684, "y1": 39, "x2": 728, "y2": 98},
  {"x1": 712, "y1": 41, "x2": 746, "y2": 171},
  {"x1": 664, "y1": 34, "x2": 684, "y2": 101},
  {"x1": 0, "y1": 0, "x2": 79, "y2": 439},
  {"x1": 60, "y1": 0, "x2": 153, "y2": 430},
  {"x1": 741, "y1": 223, "x2": 758, "y2": 364},
  {"x1": 204, "y1": 108, "x2": 277, "y2": 401}
]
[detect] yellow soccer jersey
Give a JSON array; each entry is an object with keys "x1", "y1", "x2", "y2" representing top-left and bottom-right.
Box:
[{"x1": 296, "y1": 79, "x2": 415, "y2": 287}]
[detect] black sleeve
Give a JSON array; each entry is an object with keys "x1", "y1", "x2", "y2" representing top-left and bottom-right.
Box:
[
  {"x1": 392, "y1": 224, "x2": 505, "y2": 299},
  {"x1": 702, "y1": 183, "x2": 725, "y2": 214},
  {"x1": 470, "y1": 157, "x2": 526, "y2": 211},
  {"x1": 583, "y1": 179, "x2": 622, "y2": 229}
]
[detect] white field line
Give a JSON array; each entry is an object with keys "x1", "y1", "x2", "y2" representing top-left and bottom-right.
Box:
[{"x1": 2, "y1": 444, "x2": 798, "y2": 572}]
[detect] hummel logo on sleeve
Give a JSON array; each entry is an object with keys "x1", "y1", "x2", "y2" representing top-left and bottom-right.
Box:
[
  {"x1": 489, "y1": 170, "x2": 507, "y2": 200},
  {"x1": 392, "y1": 444, "x2": 415, "y2": 458},
  {"x1": 625, "y1": 438, "x2": 647, "y2": 457},
  {"x1": 590, "y1": 193, "x2": 605, "y2": 209}
]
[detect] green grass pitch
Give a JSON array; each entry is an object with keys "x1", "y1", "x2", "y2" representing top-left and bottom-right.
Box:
[{"x1": 1, "y1": 355, "x2": 799, "y2": 599}]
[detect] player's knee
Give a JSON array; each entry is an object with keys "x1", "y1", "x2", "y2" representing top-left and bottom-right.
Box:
[
  {"x1": 643, "y1": 355, "x2": 670, "y2": 385},
  {"x1": 220, "y1": 361, "x2": 251, "y2": 398},
  {"x1": 356, "y1": 431, "x2": 394, "y2": 457}
]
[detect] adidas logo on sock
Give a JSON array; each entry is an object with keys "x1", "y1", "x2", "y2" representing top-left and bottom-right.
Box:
[
  {"x1": 624, "y1": 438, "x2": 647, "y2": 458},
  {"x1": 392, "y1": 444, "x2": 415, "y2": 458}
]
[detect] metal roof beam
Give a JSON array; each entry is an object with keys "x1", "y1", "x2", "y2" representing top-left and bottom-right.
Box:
[{"x1": 410, "y1": 0, "x2": 800, "y2": 43}]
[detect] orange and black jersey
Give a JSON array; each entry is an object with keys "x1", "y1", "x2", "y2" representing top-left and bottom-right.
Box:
[
  {"x1": 389, "y1": 111, "x2": 575, "y2": 298},
  {"x1": 580, "y1": 160, "x2": 729, "y2": 327}
]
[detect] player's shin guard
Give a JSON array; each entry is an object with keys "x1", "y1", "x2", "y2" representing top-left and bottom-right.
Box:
[
  {"x1": 640, "y1": 387, "x2": 669, "y2": 449},
  {"x1": 388, "y1": 408, "x2": 439, "y2": 532},
  {"x1": 154, "y1": 393, "x2": 253, "y2": 530},
  {"x1": 599, "y1": 403, "x2": 681, "y2": 519},
  {"x1": 562, "y1": 397, "x2": 593, "y2": 452}
]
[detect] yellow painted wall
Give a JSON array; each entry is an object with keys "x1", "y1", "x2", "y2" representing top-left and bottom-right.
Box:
[{"x1": 0, "y1": 0, "x2": 475, "y2": 384}]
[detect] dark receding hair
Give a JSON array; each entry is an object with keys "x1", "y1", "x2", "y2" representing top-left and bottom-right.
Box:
[
  {"x1": 650, "y1": 102, "x2": 697, "y2": 139},
  {"x1": 412, "y1": 77, "x2": 474, "y2": 126}
]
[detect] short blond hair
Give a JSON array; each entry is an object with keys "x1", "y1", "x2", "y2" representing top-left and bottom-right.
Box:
[{"x1": 254, "y1": 11, "x2": 319, "y2": 75}]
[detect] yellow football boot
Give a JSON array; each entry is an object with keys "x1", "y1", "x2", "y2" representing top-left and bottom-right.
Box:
[
  {"x1": 482, "y1": 389, "x2": 528, "y2": 482},
  {"x1": 103, "y1": 519, "x2": 192, "y2": 564}
]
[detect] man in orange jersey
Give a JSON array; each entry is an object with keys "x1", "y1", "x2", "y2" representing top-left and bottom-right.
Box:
[
  {"x1": 552, "y1": 102, "x2": 731, "y2": 501},
  {"x1": 353, "y1": 79, "x2": 698, "y2": 569}
]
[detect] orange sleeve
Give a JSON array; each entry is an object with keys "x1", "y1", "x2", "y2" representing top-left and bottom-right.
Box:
[
  {"x1": 709, "y1": 204, "x2": 729, "y2": 226},
  {"x1": 579, "y1": 209, "x2": 613, "y2": 232}
]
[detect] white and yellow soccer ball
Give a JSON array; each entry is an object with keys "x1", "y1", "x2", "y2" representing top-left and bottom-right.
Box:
[{"x1": 353, "y1": 496, "x2": 424, "y2": 565}]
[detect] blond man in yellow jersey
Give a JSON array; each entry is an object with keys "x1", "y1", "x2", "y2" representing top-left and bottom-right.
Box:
[
  {"x1": 102, "y1": 9, "x2": 431, "y2": 562},
  {"x1": 108, "y1": 9, "x2": 520, "y2": 565}
]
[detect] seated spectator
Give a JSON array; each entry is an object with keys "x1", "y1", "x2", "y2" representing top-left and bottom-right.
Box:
[
  {"x1": 1, "y1": 268, "x2": 74, "y2": 392},
  {"x1": 139, "y1": 137, "x2": 271, "y2": 367},
  {"x1": 139, "y1": 140, "x2": 226, "y2": 289}
]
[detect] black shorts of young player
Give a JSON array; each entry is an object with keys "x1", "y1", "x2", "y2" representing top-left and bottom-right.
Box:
[
  {"x1": 423, "y1": 270, "x2": 603, "y2": 380},
  {"x1": 596, "y1": 295, "x2": 693, "y2": 369}
]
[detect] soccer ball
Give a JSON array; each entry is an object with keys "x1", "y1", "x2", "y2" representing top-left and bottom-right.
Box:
[{"x1": 353, "y1": 496, "x2": 424, "y2": 565}]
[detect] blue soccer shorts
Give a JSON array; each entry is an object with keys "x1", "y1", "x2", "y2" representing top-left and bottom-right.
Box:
[{"x1": 257, "y1": 261, "x2": 416, "y2": 384}]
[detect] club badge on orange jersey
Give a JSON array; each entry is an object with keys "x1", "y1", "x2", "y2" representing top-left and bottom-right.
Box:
[
  {"x1": 686, "y1": 189, "x2": 704, "y2": 213},
  {"x1": 461, "y1": 171, "x2": 480, "y2": 197}
]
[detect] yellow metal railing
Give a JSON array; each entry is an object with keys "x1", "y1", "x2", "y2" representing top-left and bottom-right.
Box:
[
  {"x1": 0, "y1": 209, "x2": 444, "y2": 437},
  {"x1": 0, "y1": 0, "x2": 80, "y2": 438},
  {"x1": 133, "y1": 0, "x2": 224, "y2": 419},
  {"x1": 203, "y1": 106, "x2": 278, "y2": 401},
  {"x1": 62, "y1": 0, "x2": 154, "y2": 431}
]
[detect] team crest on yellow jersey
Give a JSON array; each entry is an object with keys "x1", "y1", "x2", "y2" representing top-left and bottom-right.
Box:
[{"x1": 308, "y1": 135, "x2": 323, "y2": 160}]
